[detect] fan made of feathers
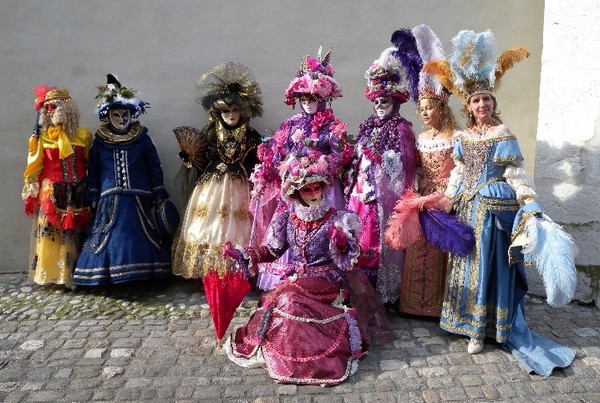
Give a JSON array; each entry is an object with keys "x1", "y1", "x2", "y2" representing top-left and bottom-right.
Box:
[{"x1": 173, "y1": 126, "x2": 208, "y2": 170}]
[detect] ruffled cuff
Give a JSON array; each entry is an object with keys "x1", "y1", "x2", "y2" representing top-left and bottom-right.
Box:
[
  {"x1": 21, "y1": 182, "x2": 39, "y2": 200},
  {"x1": 329, "y1": 213, "x2": 361, "y2": 271},
  {"x1": 444, "y1": 161, "x2": 464, "y2": 198},
  {"x1": 504, "y1": 164, "x2": 537, "y2": 204}
]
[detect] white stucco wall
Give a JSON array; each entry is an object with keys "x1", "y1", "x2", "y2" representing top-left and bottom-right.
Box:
[
  {"x1": 536, "y1": 0, "x2": 600, "y2": 303},
  {"x1": 0, "y1": 1, "x2": 544, "y2": 273}
]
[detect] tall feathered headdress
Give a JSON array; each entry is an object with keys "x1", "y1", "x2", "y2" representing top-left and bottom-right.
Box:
[
  {"x1": 284, "y1": 45, "x2": 343, "y2": 108},
  {"x1": 412, "y1": 24, "x2": 450, "y2": 102},
  {"x1": 95, "y1": 74, "x2": 148, "y2": 122},
  {"x1": 197, "y1": 62, "x2": 263, "y2": 118},
  {"x1": 424, "y1": 29, "x2": 529, "y2": 104},
  {"x1": 365, "y1": 28, "x2": 422, "y2": 103}
]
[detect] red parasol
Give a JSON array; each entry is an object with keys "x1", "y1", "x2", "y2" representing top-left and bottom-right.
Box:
[{"x1": 202, "y1": 270, "x2": 252, "y2": 347}]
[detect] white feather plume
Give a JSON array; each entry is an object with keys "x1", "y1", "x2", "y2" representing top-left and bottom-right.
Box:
[
  {"x1": 518, "y1": 214, "x2": 578, "y2": 307},
  {"x1": 412, "y1": 24, "x2": 445, "y2": 96}
]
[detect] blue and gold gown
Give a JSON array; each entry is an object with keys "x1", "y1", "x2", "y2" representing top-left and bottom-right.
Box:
[
  {"x1": 442, "y1": 125, "x2": 575, "y2": 376},
  {"x1": 73, "y1": 123, "x2": 172, "y2": 285}
]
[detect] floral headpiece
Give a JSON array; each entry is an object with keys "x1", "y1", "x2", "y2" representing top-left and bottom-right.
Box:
[
  {"x1": 365, "y1": 28, "x2": 422, "y2": 103},
  {"x1": 95, "y1": 74, "x2": 148, "y2": 122},
  {"x1": 284, "y1": 46, "x2": 343, "y2": 108},
  {"x1": 33, "y1": 84, "x2": 70, "y2": 111},
  {"x1": 423, "y1": 30, "x2": 529, "y2": 104},
  {"x1": 412, "y1": 24, "x2": 450, "y2": 102},
  {"x1": 197, "y1": 62, "x2": 263, "y2": 118},
  {"x1": 280, "y1": 150, "x2": 333, "y2": 197}
]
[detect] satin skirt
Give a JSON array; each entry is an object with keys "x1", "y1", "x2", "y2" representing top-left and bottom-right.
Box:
[
  {"x1": 441, "y1": 193, "x2": 574, "y2": 376},
  {"x1": 172, "y1": 174, "x2": 252, "y2": 278},
  {"x1": 226, "y1": 276, "x2": 360, "y2": 385},
  {"x1": 29, "y1": 179, "x2": 82, "y2": 287}
]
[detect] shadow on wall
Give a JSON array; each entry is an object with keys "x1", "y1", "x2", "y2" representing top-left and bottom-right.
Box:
[{"x1": 533, "y1": 140, "x2": 600, "y2": 308}]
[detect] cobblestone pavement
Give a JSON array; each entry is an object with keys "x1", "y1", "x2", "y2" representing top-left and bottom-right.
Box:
[{"x1": 0, "y1": 273, "x2": 599, "y2": 403}]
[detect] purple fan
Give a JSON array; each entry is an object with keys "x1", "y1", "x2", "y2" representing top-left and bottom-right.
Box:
[{"x1": 419, "y1": 210, "x2": 475, "y2": 256}]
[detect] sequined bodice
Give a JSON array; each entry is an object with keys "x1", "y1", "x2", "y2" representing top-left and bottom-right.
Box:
[{"x1": 462, "y1": 139, "x2": 504, "y2": 191}]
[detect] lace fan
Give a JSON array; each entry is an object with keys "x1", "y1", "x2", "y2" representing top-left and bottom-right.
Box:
[{"x1": 173, "y1": 126, "x2": 208, "y2": 169}]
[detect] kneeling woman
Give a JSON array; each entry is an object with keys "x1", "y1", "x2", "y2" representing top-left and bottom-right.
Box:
[{"x1": 224, "y1": 151, "x2": 389, "y2": 385}]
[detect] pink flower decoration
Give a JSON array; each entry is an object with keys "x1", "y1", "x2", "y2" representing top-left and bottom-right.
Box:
[
  {"x1": 291, "y1": 129, "x2": 305, "y2": 143},
  {"x1": 306, "y1": 58, "x2": 320, "y2": 70},
  {"x1": 330, "y1": 120, "x2": 348, "y2": 138},
  {"x1": 273, "y1": 129, "x2": 287, "y2": 146},
  {"x1": 257, "y1": 144, "x2": 274, "y2": 163},
  {"x1": 362, "y1": 147, "x2": 382, "y2": 164}
]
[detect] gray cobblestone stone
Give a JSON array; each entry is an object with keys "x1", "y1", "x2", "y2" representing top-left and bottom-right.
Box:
[{"x1": 0, "y1": 274, "x2": 598, "y2": 401}]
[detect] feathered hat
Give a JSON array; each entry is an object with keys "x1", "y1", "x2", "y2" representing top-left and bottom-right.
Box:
[
  {"x1": 284, "y1": 45, "x2": 343, "y2": 108},
  {"x1": 197, "y1": 62, "x2": 263, "y2": 118},
  {"x1": 95, "y1": 74, "x2": 148, "y2": 122},
  {"x1": 424, "y1": 29, "x2": 529, "y2": 104},
  {"x1": 412, "y1": 24, "x2": 450, "y2": 102},
  {"x1": 33, "y1": 84, "x2": 71, "y2": 111},
  {"x1": 279, "y1": 149, "x2": 333, "y2": 198},
  {"x1": 365, "y1": 28, "x2": 423, "y2": 103}
]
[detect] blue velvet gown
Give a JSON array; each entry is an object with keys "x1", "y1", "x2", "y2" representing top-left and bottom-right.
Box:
[
  {"x1": 441, "y1": 126, "x2": 575, "y2": 376},
  {"x1": 73, "y1": 124, "x2": 171, "y2": 285}
]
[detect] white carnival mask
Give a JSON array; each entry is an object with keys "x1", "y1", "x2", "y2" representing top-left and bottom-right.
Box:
[
  {"x1": 109, "y1": 107, "x2": 132, "y2": 132},
  {"x1": 373, "y1": 96, "x2": 393, "y2": 118},
  {"x1": 300, "y1": 95, "x2": 319, "y2": 115}
]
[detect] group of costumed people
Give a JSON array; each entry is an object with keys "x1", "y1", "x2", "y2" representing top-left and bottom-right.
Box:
[
  {"x1": 23, "y1": 75, "x2": 176, "y2": 289},
  {"x1": 22, "y1": 26, "x2": 577, "y2": 385}
]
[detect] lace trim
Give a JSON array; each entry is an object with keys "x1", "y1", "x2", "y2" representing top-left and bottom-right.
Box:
[{"x1": 293, "y1": 201, "x2": 331, "y2": 222}]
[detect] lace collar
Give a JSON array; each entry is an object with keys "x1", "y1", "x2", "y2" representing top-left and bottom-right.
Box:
[{"x1": 293, "y1": 201, "x2": 331, "y2": 222}]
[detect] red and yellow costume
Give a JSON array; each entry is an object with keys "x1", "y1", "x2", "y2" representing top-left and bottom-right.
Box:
[{"x1": 22, "y1": 87, "x2": 92, "y2": 287}]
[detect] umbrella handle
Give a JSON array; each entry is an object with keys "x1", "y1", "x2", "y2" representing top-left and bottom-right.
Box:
[{"x1": 216, "y1": 338, "x2": 222, "y2": 349}]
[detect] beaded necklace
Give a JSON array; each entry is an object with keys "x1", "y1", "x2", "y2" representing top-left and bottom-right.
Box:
[{"x1": 472, "y1": 123, "x2": 491, "y2": 138}]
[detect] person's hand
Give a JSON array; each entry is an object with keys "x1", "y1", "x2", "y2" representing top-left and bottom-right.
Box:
[
  {"x1": 438, "y1": 195, "x2": 454, "y2": 213},
  {"x1": 222, "y1": 241, "x2": 242, "y2": 260},
  {"x1": 327, "y1": 225, "x2": 348, "y2": 251},
  {"x1": 178, "y1": 150, "x2": 190, "y2": 163},
  {"x1": 153, "y1": 189, "x2": 169, "y2": 204},
  {"x1": 24, "y1": 196, "x2": 37, "y2": 216}
]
